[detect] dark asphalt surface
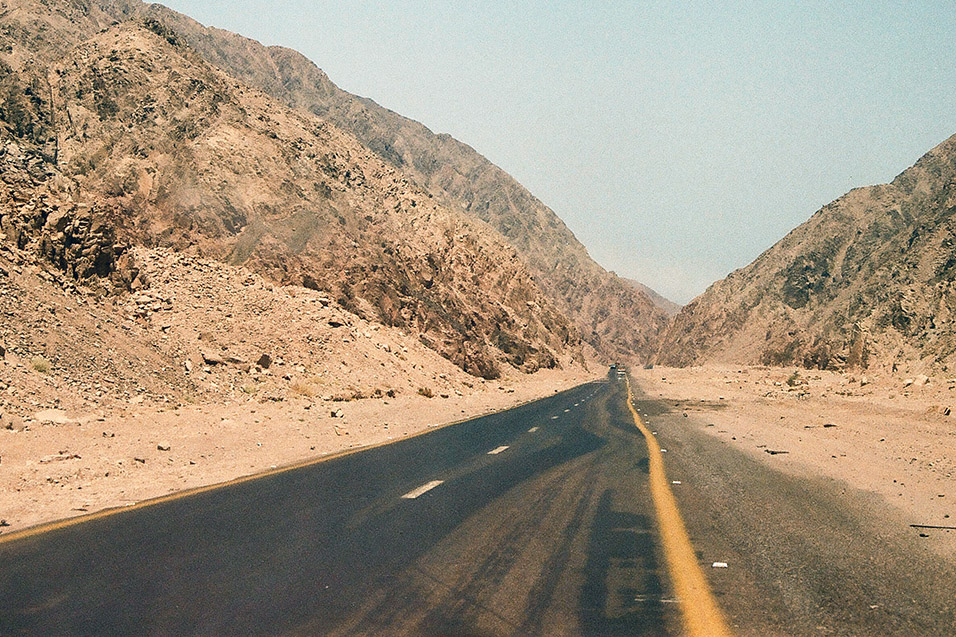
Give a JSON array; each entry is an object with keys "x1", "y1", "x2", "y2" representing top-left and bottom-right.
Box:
[
  {"x1": 2, "y1": 374, "x2": 954, "y2": 635},
  {"x1": 0, "y1": 376, "x2": 678, "y2": 636},
  {"x1": 632, "y1": 382, "x2": 956, "y2": 636}
]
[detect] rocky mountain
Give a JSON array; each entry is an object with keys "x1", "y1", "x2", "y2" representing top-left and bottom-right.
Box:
[
  {"x1": 656, "y1": 133, "x2": 956, "y2": 373},
  {"x1": 0, "y1": 4, "x2": 589, "y2": 379},
  {"x1": 7, "y1": 0, "x2": 667, "y2": 362},
  {"x1": 625, "y1": 279, "x2": 681, "y2": 317}
]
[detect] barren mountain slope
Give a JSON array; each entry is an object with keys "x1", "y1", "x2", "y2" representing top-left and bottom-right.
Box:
[
  {"x1": 0, "y1": 16, "x2": 581, "y2": 378},
  {"x1": 625, "y1": 278, "x2": 681, "y2": 317},
  {"x1": 657, "y1": 133, "x2": 956, "y2": 373},
  {"x1": 64, "y1": 0, "x2": 670, "y2": 362}
]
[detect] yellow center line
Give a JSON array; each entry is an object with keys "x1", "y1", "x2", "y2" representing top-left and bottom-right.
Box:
[{"x1": 625, "y1": 376, "x2": 733, "y2": 637}]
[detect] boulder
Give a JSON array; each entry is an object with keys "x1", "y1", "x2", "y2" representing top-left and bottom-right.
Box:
[{"x1": 200, "y1": 350, "x2": 225, "y2": 365}]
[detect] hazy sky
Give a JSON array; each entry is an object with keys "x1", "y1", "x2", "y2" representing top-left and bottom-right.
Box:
[{"x1": 160, "y1": 1, "x2": 956, "y2": 303}]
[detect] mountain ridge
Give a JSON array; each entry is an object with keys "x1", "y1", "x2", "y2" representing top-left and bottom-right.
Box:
[
  {"x1": 1, "y1": 10, "x2": 587, "y2": 378},
  {"x1": 656, "y1": 132, "x2": 956, "y2": 373},
  {"x1": 0, "y1": 0, "x2": 667, "y2": 366},
  {"x1": 127, "y1": 2, "x2": 670, "y2": 362}
]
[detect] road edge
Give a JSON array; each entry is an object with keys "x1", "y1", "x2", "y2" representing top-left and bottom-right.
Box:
[
  {"x1": 0, "y1": 380, "x2": 600, "y2": 546},
  {"x1": 625, "y1": 375, "x2": 733, "y2": 637}
]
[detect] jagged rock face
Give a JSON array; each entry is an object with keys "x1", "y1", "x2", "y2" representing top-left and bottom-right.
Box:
[
  {"x1": 0, "y1": 140, "x2": 139, "y2": 292},
  {"x1": 46, "y1": 0, "x2": 669, "y2": 363},
  {"x1": 0, "y1": 14, "x2": 582, "y2": 378},
  {"x1": 656, "y1": 133, "x2": 956, "y2": 372}
]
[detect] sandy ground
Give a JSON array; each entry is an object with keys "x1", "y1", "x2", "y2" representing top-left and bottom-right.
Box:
[
  {"x1": 0, "y1": 365, "x2": 599, "y2": 535},
  {"x1": 632, "y1": 365, "x2": 956, "y2": 558}
]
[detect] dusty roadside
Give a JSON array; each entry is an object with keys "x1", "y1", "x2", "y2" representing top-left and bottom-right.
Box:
[
  {"x1": 0, "y1": 366, "x2": 598, "y2": 534},
  {"x1": 0, "y1": 244, "x2": 601, "y2": 535},
  {"x1": 633, "y1": 365, "x2": 956, "y2": 558}
]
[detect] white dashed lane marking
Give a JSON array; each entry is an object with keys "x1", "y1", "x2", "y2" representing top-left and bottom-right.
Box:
[
  {"x1": 528, "y1": 427, "x2": 539, "y2": 433},
  {"x1": 488, "y1": 446, "x2": 510, "y2": 455},
  {"x1": 401, "y1": 480, "x2": 444, "y2": 499}
]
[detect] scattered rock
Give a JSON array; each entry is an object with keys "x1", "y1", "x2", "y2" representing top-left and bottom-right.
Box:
[
  {"x1": 200, "y1": 350, "x2": 225, "y2": 365},
  {"x1": 256, "y1": 354, "x2": 272, "y2": 369},
  {"x1": 330, "y1": 409, "x2": 343, "y2": 418},
  {"x1": 39, "y1": 453, "x2": 81, "y2": 463},
  {"x1": 765, "y1": 449, "x2": 790, "y2": 455},
  {"x1": 157, "y1": 442, "x2": 171, "y2": 451},
  {"x1": 33, "y1": 409, "x2": 72, "y2": 425},
  {"x1": 2, "y1": 412, "x2": 24, "y2": 431},
  {"x1": 184, "y1": 359, "x2": 193, "y2": 372}
]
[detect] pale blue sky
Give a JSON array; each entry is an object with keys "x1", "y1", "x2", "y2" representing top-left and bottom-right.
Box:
[{"x1": 160, "y1": 1, "x2": 956, "y2": 303}]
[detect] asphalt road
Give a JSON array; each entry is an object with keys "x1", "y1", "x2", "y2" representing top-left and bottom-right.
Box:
[
  {"x1": 2, "y1": 374, "x2": 953, "y2": 635},
  {"x1": 0, "y1": 377, "x2": 680, "y2": 636}
]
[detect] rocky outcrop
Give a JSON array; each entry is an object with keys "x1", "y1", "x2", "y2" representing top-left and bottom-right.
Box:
[
  {"x1": 656, "y1": 133, "x2": 956, "y2": 373},
  {"x1": 0, "y1": 140, "x2": 139, "y2": 292}
]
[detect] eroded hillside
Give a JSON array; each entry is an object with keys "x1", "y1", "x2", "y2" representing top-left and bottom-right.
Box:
[
  {"x1": 657, "y1": 133, "x2": 956, "y2": 373},
  {"x1": 17, "y1": 0, "x2": 669, "y2": 362},
  {"x1": 1, "y1": 14, "x2": 583, "y2": 378}
]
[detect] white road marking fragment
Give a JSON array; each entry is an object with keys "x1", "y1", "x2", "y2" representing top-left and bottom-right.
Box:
[
  {"x1": 712, "y1": 562, "x2": 729, "y2": 568},
  {"x1": 563, "y1": 409, "x2": 570, "y2": 413},
  {"x1": 635, "y1": 595, "x2": 681, "y2": 604},
  {"x1": 528, "y1": 427, "x2": 539, "y2": 433},
  {"x1": 401, "y1": 480, "x2": 444, "y2": 499},
  {"x1": 551, "y1": 416, "x2": 559, "y2": 420},
  {"x1": 672, "y1": 481, "x2": 682, "y2": 485},
  {"x1": 488, "y1": 446, "x2": 510, "y2": 455}
]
